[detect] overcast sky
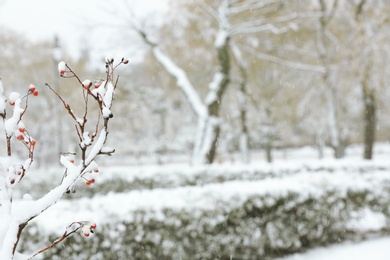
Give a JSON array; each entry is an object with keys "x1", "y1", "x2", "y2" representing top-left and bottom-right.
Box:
[{"x1": 0, "y1": 0, "x2": 168, "y2": 62}]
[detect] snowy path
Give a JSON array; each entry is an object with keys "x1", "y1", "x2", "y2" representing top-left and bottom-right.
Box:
[{"x1": 280, "y1": 237, "x2": 390, "y2": 260}]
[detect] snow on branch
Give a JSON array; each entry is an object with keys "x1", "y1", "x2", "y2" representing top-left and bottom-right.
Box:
[
  {"x1": 230, "y1": 11, "x2": 322, "y2": 36},
  {"x1": 244, "y1": 47, "x2": 326, "y2": 73},
  {"x1": 27, "y1": 221, "x2": 96, "y2": 259},
  {"x1": 0, "y1": 57, "x2": 127, "y2": 259},
  {"x1": 131, "y1": 24, "x2": 207, "y2": 117},
  {"x1": 152, "y1": 48, "x2": 207, "y2": 117},
  {"x1": 228, "y1": 0, "x2": 281, "y2": 15},
  {"x1": 198, "y1": 1, "x2": 220, "y2": 24}
]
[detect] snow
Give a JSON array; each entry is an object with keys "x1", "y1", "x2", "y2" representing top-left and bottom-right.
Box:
[
  {"x1": 81, "y1": 132, "x2": 91, "y2": 148},
  {"x1": 91, "y1": 80, "x2": 106, "y2": 99},
  {"x1": 102, "y1": 81, "x2": 114, "y2": 114},
  {"x1": 26, "y1": 154, "x2": 390, "y2": 235},
  {"x1": 57, "y1": 61, "x2": 66, "y2": 76},
  {"x1": 215, "y1": 29, "x2": 229, "y2": 48},
  {"x1": 5, "y1": 97, "x2": 24, "y2": 136},
  {"x1": 82, "y1": 79, "x2": 92, "y2": 89},
  {"x1": 102, "y1": 107, "x2": 112, "y2": 119},
  {"x1": 346, "y1": 207, "x2": 387, "y2": 232},
  {"x1": 0, "y1": 80, "x2": 6, "y2": 117},
  {"x1": 85, "y1": 128, "x2": 107, "y2": 164},
  {"x1": 205, "y1": 72, "x2": 223, "y2": 105},
  {"x1": 8, "y1": 92, "x2": 21, "y2": 103},
  {"x1": 281, "y1": 237, "x2": 390, "y2": 260},
  {"x1": 6, "y1": 137, "x2": 390, "y2": 258}
]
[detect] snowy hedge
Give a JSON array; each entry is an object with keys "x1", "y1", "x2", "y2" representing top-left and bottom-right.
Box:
[
  {"x1": 18, "y1": 163, "x2": 390, "y2": 259},
  {"x1": 20, "y1": 159, "x2": 390, "y2": 198}
]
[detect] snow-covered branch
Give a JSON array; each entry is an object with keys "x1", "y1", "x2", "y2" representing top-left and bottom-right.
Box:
[
  {"x1": 244, "y1": 47, "x2": 326, "y2": 73},
  {"x1": 228, "y1": 0, "x2": 281, "y2": 14},
  {"x1": 198, "y1": 1, "x2": 220, "y2": 24},
  {"x1": 133, "y1": 25, "x2": 207, "y2": 118},
  {"x1": 152, "y1": 48, "x2": 207, "y2": 117},
  {"x1": 0, "y1": 58, "x2": 127, "y2": 259}
]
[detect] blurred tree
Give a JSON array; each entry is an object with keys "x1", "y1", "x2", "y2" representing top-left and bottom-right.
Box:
[
  {"x1": 95, "y1": 0, "x2": 390, "y2": 163},
  {"x1": 315, "y1": 0, "x2": 348, "y2": 159},
  {"x1": 129, "y1": 0, "x2": 311, "y2": 164},
  {"x1": 0, "y1": 28, "x2": 93, "y2": 166},
  {"x1": 350, "y1": 0, "x2": 388, "y2": 160}
]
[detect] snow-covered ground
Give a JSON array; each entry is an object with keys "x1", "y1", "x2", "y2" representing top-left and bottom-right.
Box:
[{"x1": 280, "y1": 236, "x2": 390, "y2": 260}]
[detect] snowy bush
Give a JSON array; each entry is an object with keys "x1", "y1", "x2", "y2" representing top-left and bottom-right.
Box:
[
  {"x1": 0, "y1": 58, "x2": 127, "y2": 259},
  {"x1": 17, "y1": 164, "x2": 390, "y2": 259},
  {"x1": 17, "y1": 160, "x2": 390, "y2": 199}
]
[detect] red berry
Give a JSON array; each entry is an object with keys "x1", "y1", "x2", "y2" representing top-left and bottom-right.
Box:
[
  {"x1": 33, "y1": 90, "x2": 38, "y2": 96},
  {"x1": 86, "y1": 181, "x2": 91, "y2": 186},
  {"x1": 83, "y1": 80, "x2": 92, "y2": 90},
  {"x1": 70, "y1": 159, "x2": 75, "y2": 164},
  {"x1": 30, "y1": 140, "x2": 36, "y2": 146},
  {"x1": 9, "y1": 101, "x2": 15, "y2": 106},
  {"x1": 90, "y1": 223, "x2": 97, "y2": 229},
  {"x1": 17, "y1": 135, "x2": 24, "y2": 141},
  {"x1": 59, "y1": 70, "x2": 66, "y2": 76},
  {"x1": 29, "y1": 84, "x2": 36, "y2": 92},
  {"x1": 19, "y1": 128, "x2": 25, "y2": 133},
  {"x1": 93, "y1": 169, "x2": 99, "y2": 173},
  {"x1": 83, "y1": 233, "x2": 90, "y2": 237}
]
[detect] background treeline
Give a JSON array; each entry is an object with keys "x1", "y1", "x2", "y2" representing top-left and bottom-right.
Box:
[{"x1": 1, "y1": 0, "x2": 390, "y2": 165}]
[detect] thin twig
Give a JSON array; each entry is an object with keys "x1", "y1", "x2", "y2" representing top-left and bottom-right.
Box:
[
  {"x1": 45, "y1": 83, "x2": 80, "y2": 126},
  {"x1": 28, "y1": 223, "x2": 82, "y2": 260}
]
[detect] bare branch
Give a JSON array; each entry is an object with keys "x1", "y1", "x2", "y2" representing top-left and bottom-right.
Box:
[
  {"x1": 243, "y1": 47, "x2": 326, "y2": 73},
  {"x1": 231, "y1": 22, "x2": 291, "y2": 35},
  {"x1": 45, "y1": 83, "x2": 80, "y2": 127},
  {"x1": 28, "y1": 221, "x2": 94, "y2": 259},
  {"x1": 229, "y1": 0, "x2": 280, "y2": 14},
  {"x1": 355, "y1": 0, "x2": 367, "y2": 20},
  {"x1": 198, "y1": 1, "x2": 220, "y2": 23}
]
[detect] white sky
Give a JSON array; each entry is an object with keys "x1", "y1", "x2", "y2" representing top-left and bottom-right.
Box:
[{"x1": 0, "y1": 0, "x2": 168, "y2": 61}]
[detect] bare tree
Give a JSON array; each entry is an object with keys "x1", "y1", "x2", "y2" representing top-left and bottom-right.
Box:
[
  {"x1": 131, "y1": 0, "x2": 309, "y2": 164},
  {"x1": 352, "y1": 0, "x2": 384, "y2": 160},
  {"x1": 315, "y1": 0, "x2": 347, "y2": 158}
]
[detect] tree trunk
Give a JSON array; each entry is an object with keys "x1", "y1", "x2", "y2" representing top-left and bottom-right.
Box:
[
  {"x1": 192, "y1": 116, "x2": 220, "y2": 164},
  {"x1": 362, "y1": 83, "x2": 376, "y2": 160},
  {"x1": 355, "y1": 1, "x2": 376, "y2": 160},
  {"x1": 139, "y1": 26, "x2": 231, "y2": 165},
  {"x1": 265, "y1": 143, "x2": 273, "y2": 163},
  {"x1": 193, "y1": 32, "x2": 231, "y2": 164},
  {"x1": 316, "y1": 0, "x2": 344, "y2": 159},
  {"x1": 237, "y1": 61, "x2": 250, "y2": 164},
  {"x1": 316, "y1": 131, "x2": 325, "y2": 159},
  {"x1": 231, "y1": 44, "x2": 250, "y2": 164}
]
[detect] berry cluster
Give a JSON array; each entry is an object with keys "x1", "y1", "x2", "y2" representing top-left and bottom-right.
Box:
[
  {"x1": 29, "y1": 84, "x2": 39, "y2": 96},
  {"x1": 83, "y1": 162, "x2": 99, "y2": 187},
  {"x1": 5, "y1": 84, "x2": 39, "y2": 160},
  {"x1": 81, "y1": 223, "x2": 97, "y2": 237}
]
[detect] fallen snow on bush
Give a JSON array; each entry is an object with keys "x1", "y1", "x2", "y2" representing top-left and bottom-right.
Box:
[
  {"x1": 281, "y1": 236, "x2": 390, "y2": 260},
  {"x1": 29, "y1": 164, "x2": 390, "y2": 236}
]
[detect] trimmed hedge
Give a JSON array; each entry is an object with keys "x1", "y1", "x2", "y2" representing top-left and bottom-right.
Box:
[
  {"x1": 19, "y1": 162, "x2": 390, "y2": 199},
  {"x1": 20, "y1": 185, "x2": 390, "y2": 259}
]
